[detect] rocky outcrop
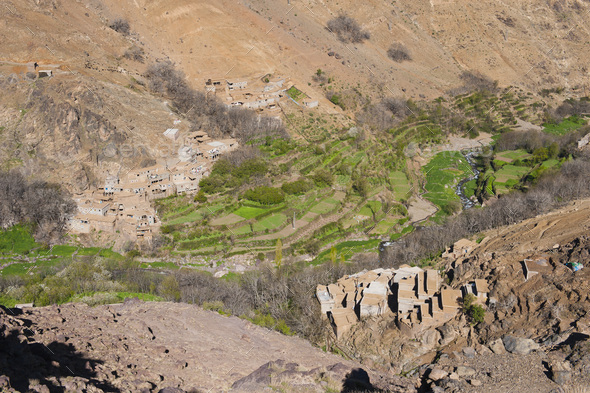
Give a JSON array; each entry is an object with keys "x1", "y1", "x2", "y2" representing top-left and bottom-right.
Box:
[
  {"x1": 1, "y1": 301, "x2": 416, "y2": 392},
  {"x1": 502, "y1": 335, "x2": 540, "y2": 355}
]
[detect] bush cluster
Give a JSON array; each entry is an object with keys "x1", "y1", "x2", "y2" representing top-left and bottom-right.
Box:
[
  {"x1": 243, "y1": 186, "x2": 285, "y2": 205},
  {"x1": 109, "y1": 18, "x2": 130, "y2": 35},
  {"x1": 327, "y1": 14, "x2": 370, "y2": 43},
  {"x1": 281, "y1": 179, "x2": 312, "y2": 195},
  {"x1": 387, "y1": 43, "x2": 412, "y2": 63}
]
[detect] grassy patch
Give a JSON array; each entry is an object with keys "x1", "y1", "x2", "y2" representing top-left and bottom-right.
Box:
[
  {"x1": 422, "y1": 152, "x2": 471, "y2": 212},
  {"x1": 234, "y1": 205, "x2": 269, "y2": 219},
  {"x1": 390, "y1": 171, "x2": 412, "y2": 200},
  {"x1": 358, "y1": 201, "x2": 382, "y2": 217},
  {"x1": 311, "y1": 239, "x2": 381, "y2": 265},
  {"x1": 253, "y1": 213, "x2": 287, "y2": 231},
  {"x1": 543, "y1": 116, "x2": 587, "y2": 135},
  {"x1": 286, "y1": 86, "x2": 306, "y2": 102}
]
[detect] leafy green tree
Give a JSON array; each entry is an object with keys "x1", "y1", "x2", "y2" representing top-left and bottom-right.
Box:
[
  {"x1": 194, "y1": 190, "x2": 207, "y2": 203},
  {"x1": 548, "y1": 142, "x2": 559, "y2": 159},
  {"x1": 310, "y1": 169, "x2": 334, "y2": 187},
  {"x1": 243, "y1": 186, "x2": 285, "y2": 205},
  {"x1": 463, "y1": 293, "x2": 485, "y2": 325}
]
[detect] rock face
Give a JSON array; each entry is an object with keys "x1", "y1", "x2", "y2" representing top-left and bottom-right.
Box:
[{"x1": 502, "y1": 336, "x2": 540, "y2": 355}]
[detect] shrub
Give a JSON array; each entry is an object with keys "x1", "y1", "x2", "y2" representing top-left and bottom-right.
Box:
[
  {"x1": 327, "y1": 14, "x2": 370, "y2": 43},
  {"x1": 310, "y1": 169, "x2": 334, "y2": 187},
  {"x1": 463, "y1": 294, "x2": 485, "y2": 325},
  {"x1": 387, "y1": 43, "x2": 412, "y2": 62},
  {"x1": 123, "y1": 45, "x2": 145, "y2": 63},
  {"x1": 110, "y1": 18, "x2": 131, "y2": 35},
  {"x1": 243, "y1": 186, "x2": 285, "y2": 205},
  {"x1": 282, "y1": 179, "x2": 312, "y2": 195},
  {"x1": 193, "y1": 191, "x2": 207, "y2": 203}
]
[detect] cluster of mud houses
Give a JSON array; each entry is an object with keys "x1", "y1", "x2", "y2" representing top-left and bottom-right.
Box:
[
  {"x1": 317, "y1": 264, "x2": 489, "y2": 339},
  {"x1": 69, "y1": 130, "x2": 238, "y2": 243},
  {"x1": 204, "y1": 75, "x2": 317, "y2": 112}
]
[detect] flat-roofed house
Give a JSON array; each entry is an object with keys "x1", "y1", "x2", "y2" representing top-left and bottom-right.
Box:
[
  {"x1": 359, "y1": 293, "x2": 387, "y2": 317},
  {"x1": 443, "y1": 238, "x2": 477, "y2": 259},
  {"x1": 78, "y1": 201, "x2": 110, "y2": 216},
  {"x1": 329, "y1": 308, "x2": 357, "y2": 338},
  {"x1": 226, "y1": 79, "x2": 247, "y2": 90},
  {"x1": 316, "y1": 285, "x2": 335, "y2": 315},
  {"x1": 163, "y1": 128, "x2": 179, "y2": 140},
  {"x1": 440, "y1": 289, "x2": 462, "y2": 312}
]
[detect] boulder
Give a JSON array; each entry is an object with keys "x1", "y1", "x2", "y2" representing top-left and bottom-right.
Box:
[
  {"x1": 455, "y1": 366, "x2": 476, "y2": 377},
  {"x1": 502, "y1": 335, "x2": 539, "y2": 355},
  {"x1": 488, "y1": 338, "x2": 506, "y2": 354},
  {"x1": 428, "y1": 368, "x2": 447, "y2": 381},
  {"x1": 462, "y1": 347, "x2": 476, "y2": 359},
  {"x1": 550, "y1": 361, "x2": 572, "y2": 385},
  {"x1": 437, "y1": 324, "x2": 456, "y2": 346},
  {"x1": 421, "y1": 329, "x2": 441, "y2": 348}
]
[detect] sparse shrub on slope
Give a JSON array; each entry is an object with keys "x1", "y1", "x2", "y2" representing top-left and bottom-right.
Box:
[
  {"x1": 123, "y1": 45, "x2": 145, "y2": 63},
  {"x1": 109, "y1": 18, "x2": 131, "y2": 35},
  {"x1": 387, "y1": 43, "x2": 412, "y2": 63},
  {"x1": 327, "y1": 14, "x2": 370, "y2": 43}
]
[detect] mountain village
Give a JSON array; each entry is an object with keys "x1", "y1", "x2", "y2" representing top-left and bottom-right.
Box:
[{"x1": 68, "y1": 128, "x2": 238, "y2": 244}]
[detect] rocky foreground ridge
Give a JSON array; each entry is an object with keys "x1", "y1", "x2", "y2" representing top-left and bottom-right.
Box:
[{"x1": 0, "y1": 300, "x2": 416, "y2": 392}]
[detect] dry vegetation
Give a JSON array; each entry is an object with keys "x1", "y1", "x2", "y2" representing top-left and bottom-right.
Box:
[
  {"x1": 387, "y1": 42, "x2": 412, "y2": 63},
  {"x1": 109, "y1": 18, "x2": 130, "y2": 36},
  {"x1": 327, "y1": 14, "x2": 370, "y2": 43},
  {"x1": 145, "y1": 61, "x2": 288, "y2": 143},
  {"x1": 0, "y1": 171, "x2": 75, "y2": 242}
]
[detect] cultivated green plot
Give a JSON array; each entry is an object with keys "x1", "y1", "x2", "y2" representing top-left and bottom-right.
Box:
[
  {"x1": 543, "y1": 116, "x2": 588, "y2": 135},
  {"x1": 495, "y1": 149, "x2": 531, "y2": 163},
  {"x1": 358, "y1": 201, "x2": 382, "y2": 217},
  {"x1": 0, "y1": 226, "x2": 123, "y2": 277},
  {"x1": 422, "y1": 152, "x2": 472, "y2": 212},
  {"x1": 368, "y1": 217, "x2": 399, "y2": 235},
  {"x1": 167, "y1": 210, "x2": 203, "y2": 225},
  {"x1": 233, "y1": 205, "x2": 269, "y2": 219},
  {"x1": 541, "y1": 159, "x2": 560, "y2": 169},
  {"x1": 211, "y1": 213, "x2": 245, "y2": 226},
  {"x1": 390, "y1": 171, "x2": 412, "y2": 200},
  {"x1": 309, "y1": 198, "x2": 340, "y2": 214},
  {"x1": 232, "y1": 224, "x2": 253, "y2": 235},
  {"x1": 253, "y1": 214, "x2": 287, "y2": 231}
]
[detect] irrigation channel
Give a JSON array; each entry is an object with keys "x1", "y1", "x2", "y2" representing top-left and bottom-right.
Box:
[{"x1": 455, "y1": 150, "x2": 480, "y2": 209}]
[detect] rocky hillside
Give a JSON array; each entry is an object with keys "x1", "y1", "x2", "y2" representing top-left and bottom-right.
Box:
[
  {"x1": 0, "y1": 299, "x2": 418, "y2": 392},
  {"x1": 331, "y1": 198, "x2": 590, "y2": 392},
  {"x1": 2, "y1": 0, "x2": 589, "y2": 191}
]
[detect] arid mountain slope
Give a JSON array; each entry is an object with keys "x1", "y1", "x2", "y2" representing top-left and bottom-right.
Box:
[
  {"x1": 2, "y1": 0, "x2": 590, "y2": 100},
  {"x1": 1, "y1": 0, "x2": 589, "y2": 190}
]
